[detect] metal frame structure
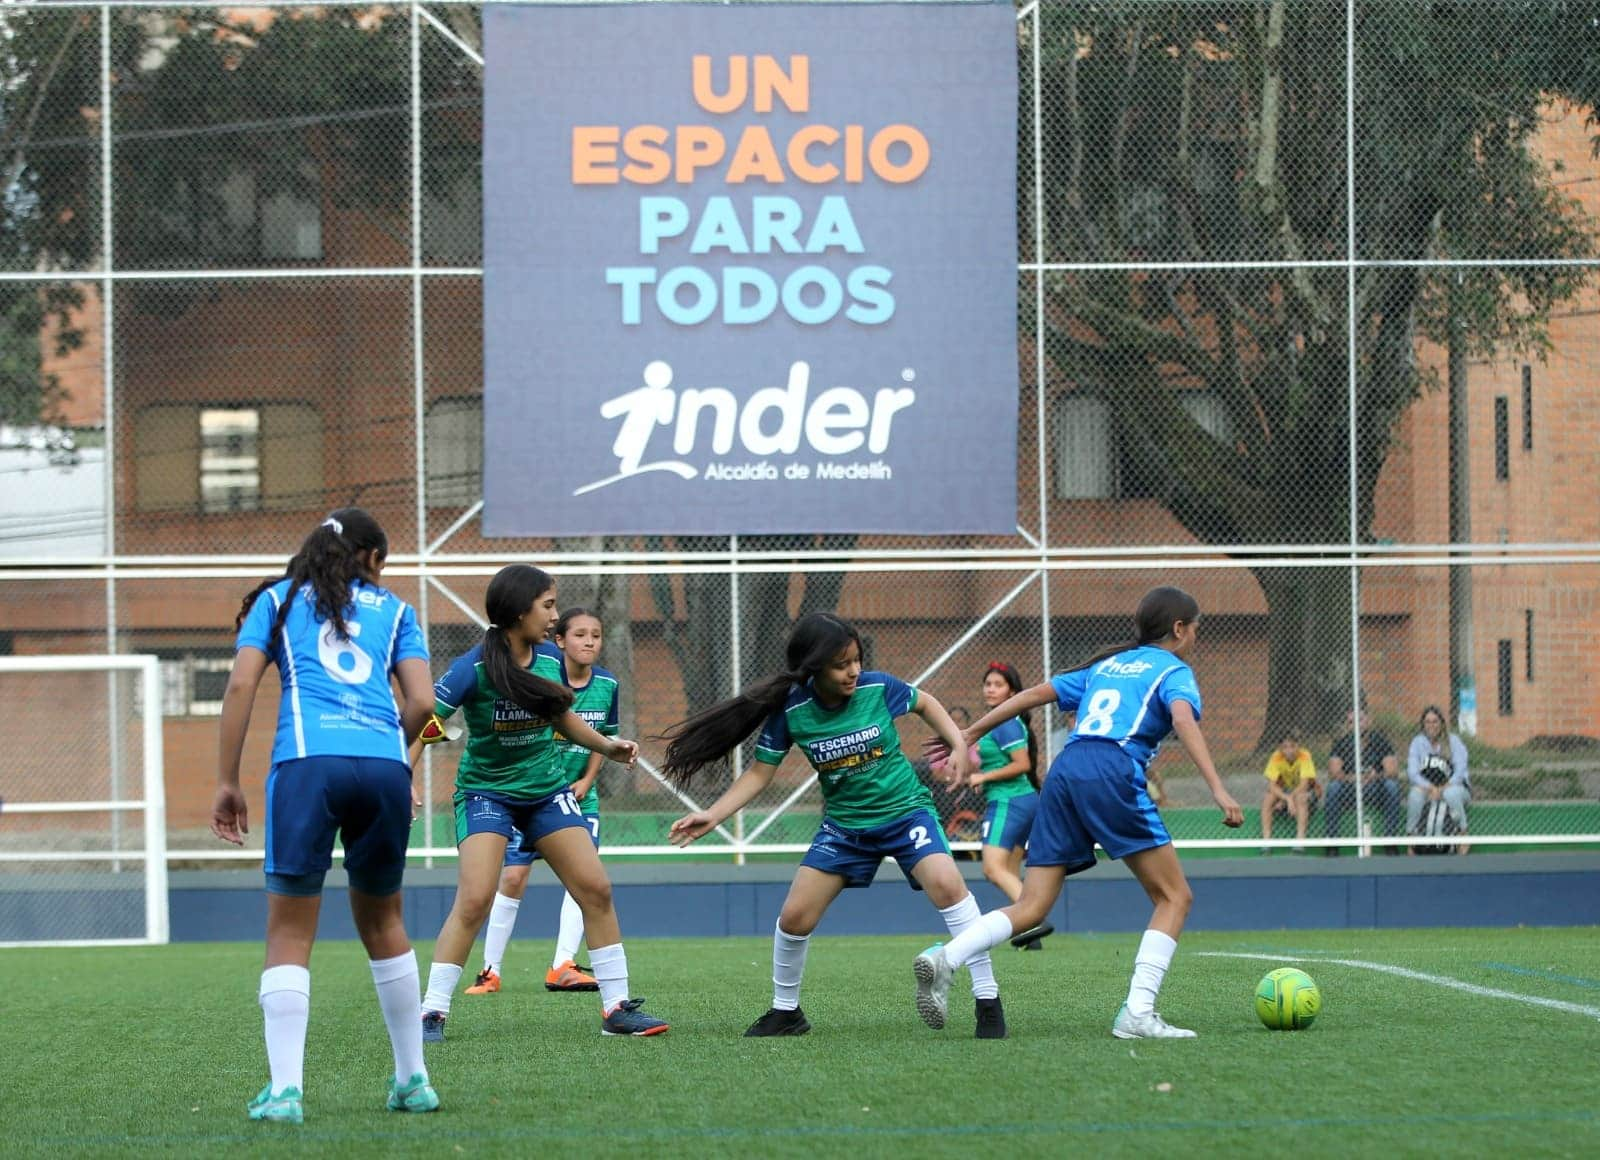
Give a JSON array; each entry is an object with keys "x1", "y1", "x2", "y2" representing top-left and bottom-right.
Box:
[{"x1": 1, "y1": 2, "x2": 1599, "y2": 866}]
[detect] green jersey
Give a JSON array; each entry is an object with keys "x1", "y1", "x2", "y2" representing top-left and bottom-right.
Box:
[
  {"x1": 976, "y1": 716, "x2": 1033, "y2": 801},
  {"x1": 433, "y1": 641, "x2": 568, "y2": 800},
  {"x1": 554, "y1": 664, "x2": 619, "y2": 814},
  {"x1": 753, "y1": 671, "x2": 935, "y2": 829}
]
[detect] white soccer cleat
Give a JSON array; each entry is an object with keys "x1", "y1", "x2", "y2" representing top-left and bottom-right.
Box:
[
  {"x1": 1111, "y1": 1004, "x2": 1197, "y2": 1039},
  {"x1": 913, "y1": 944, "x2": 953, "y2": 1030}
]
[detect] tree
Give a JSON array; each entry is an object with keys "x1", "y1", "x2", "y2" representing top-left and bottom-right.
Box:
[
  {"x1": 0, "y1": 6, "x2": 479, "y2": 415},
  {"x1": 1028, "y1": 0, "x2": 1598, "y2": 745}
]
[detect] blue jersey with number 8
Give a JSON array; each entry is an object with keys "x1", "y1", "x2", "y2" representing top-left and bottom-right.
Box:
[
  {"x1": 236, "y1": 578, "x2": 429, "y2": 766},
  {"x1": 1050, "y1": 645, "x2": 1201, "y2": 771}
]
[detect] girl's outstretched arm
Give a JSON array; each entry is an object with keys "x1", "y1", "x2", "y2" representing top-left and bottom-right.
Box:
[
  {"x1": 1170, "y1": 700, "x2": 1243, "y2": 827},
  {"x1": 669, "y1": 762, "x2": 777, "y2": 845},
  {"x1": 962, "y1": 682, "x2": 1056, "y2": 750},
  {"x1": 554, "y1": 707, "x2": 637, "y2": 766},
  {"x1": 912, "y1": 691, "x2": 970, "y2": 786}
]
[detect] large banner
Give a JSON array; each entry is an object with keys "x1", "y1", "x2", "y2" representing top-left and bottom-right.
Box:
[{"x1": 483, "y1": 2, "x2": 1017, "y2": 536}]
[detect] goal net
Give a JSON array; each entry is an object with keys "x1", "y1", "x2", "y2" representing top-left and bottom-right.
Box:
[{"x1": 0, "y1": 656, "x2": 169, "y2": 946}]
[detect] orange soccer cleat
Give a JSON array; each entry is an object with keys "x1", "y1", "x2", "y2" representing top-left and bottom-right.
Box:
[
  {"x1": 544, "y1": 960, "x2": 600, "y2": 992},
  {"x1": 464, "y1": 968, "x2": 501, "y2": 995}
]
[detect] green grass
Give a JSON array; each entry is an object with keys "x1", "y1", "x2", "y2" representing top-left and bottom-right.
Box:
[{"x1": 8, "y1": 928, "x2": 1600, "y2": 1158}]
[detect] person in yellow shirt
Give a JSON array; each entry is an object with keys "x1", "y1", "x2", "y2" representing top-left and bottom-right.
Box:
[{"x1": 1261, "y1": 731, "x2": 1315, "y2": 853}]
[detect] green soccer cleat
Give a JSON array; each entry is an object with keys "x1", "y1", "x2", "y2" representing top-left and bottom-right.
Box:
[
  {"x1": 387, "y1": 1072, "x2": 441, "y2": 1113},
  {"x1": 913, "y1": 944, "x2": 953, "y2": 1030},
  {"x1": 247, "y1": 1084, "x2": 303, "y2": 1124}
]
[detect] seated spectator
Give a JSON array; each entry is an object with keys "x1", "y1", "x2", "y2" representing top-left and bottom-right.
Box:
[
  {"x1": 1407, "y1": 705, "x2": 1471, "y2": 855},
  {"x1": 1324, "y1": 706, "x2": 1402, "y2": 856},
  {"x1": 1261, "y1": 730, "x2": 1315, "y2": 853}
]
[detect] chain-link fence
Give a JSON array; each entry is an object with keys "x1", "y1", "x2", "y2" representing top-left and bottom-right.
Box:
[{"x1": 2, "y1": 2, "x2": 1599, "y2": 869}]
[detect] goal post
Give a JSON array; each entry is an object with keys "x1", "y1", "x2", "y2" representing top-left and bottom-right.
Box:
[{"x1": 0, "y1": 655, "x2": 169, "y2": 946}]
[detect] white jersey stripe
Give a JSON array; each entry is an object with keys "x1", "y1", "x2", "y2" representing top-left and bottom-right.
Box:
[{"x1": 1122, "y1": 663, "x2": 1183, "y2": 746}]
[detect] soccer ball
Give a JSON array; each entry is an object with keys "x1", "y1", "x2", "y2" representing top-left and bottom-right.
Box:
[{"x1": 1255, "y1": 967, "x2": 1321, "y2": 1030}]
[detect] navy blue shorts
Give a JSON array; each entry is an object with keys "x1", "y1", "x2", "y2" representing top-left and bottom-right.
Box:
[
  {"x1": 799, "y1": 807, "x2": 950, "y2": 890},
  {"x1": 982, "y1": 791, "x2": 1039, "y2": 850},
  {"x1": 505, "y1": 810, "x2": 600, "y2": 867},
  {"x1": 263, "y1": 755, "x2": 413, "y2": 896},
  {"x1": 453, "y1": 787, "x2": 590, "y2": 857},
  {"x1": 1028, "y1": 739, "x2": 1170, "y2": 874}
]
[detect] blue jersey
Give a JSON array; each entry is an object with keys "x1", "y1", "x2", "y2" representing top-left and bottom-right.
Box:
[
  {"x1": 236, "y1": 578, "x2": 428, "y2": 765},
  {"x1": 1049, "y1": 645, "x2": 1201, "y2": 771}
]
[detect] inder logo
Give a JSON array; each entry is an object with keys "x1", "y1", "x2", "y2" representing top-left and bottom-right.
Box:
[{"x1": 574, "y1": 359, "x2": 916, "y2": 496}]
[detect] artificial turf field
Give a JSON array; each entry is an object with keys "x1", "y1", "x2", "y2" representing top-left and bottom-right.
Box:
[{"x1": 8, "y1": 927, "x2": 1598, "y2": 1158}]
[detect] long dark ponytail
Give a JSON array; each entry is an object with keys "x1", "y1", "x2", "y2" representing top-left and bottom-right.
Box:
[
  {"x1": 234, "y1": 507, "x2": 388, "y2": 644},
  {"x1": 659, "y1": 611, "x2": 863, "y2": 788},
  {"x1": 985, "y1": 661, "x2": 1040, "y2": 790},
  {"x1": 481, "y1": 564, "x2": 575, "y2": 722},
  {"x1": 1062, "y1": 586, "x2": 1201, "y2": 676}
]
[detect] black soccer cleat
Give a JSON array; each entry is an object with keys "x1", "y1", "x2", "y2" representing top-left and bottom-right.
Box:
[
  {"x1": 744, "y1": 1007, "x2": 812, "y2": 1037},
  {"x1": 1009, "y1": 923, "x2": 1055, "y2": 949},
  {"x1": 975, "y1": 996, "x2": 1008, "y2": 1039}
]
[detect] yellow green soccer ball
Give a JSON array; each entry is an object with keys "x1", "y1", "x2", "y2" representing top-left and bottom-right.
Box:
[{"x1": 1255, "y1": 967, "x2": 1321, "y2": 1030}]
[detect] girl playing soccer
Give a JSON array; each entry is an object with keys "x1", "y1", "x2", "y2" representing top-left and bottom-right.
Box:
[
  {"x1": 663, "y1": 612, "x2": 1010, "y2": 1039},
  {"x1": 912, "y1": 587, "x2": 1244, "y2": 1038},
  {"x1": 212, "y1": 508, "x2": 440, "y2": 1124},
  {"x1": 465, "y1": 607, "x2": 618, "y2": 995},
  {"x1": 419, "y1": 567, "x2": 667, "y2": 1038},
  {"x1": 971, "y1": 662, "x2": 1051, "y2": 950}
]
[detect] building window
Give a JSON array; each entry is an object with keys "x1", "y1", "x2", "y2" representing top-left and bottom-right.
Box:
[
  {"x1": 1493, "y1": 396, "x2": 1509, "y2": 481},
  {"x1": 1054, "y1": 394, "x2": 1117, "y2": 499},
  {"x1": 136, "y1": 403, "x2": 322, "y2": 514},
  {"x1": 132, "y1": 651, "x2": 234, "y2": 717},
  {"x1": 1521, "y1": 365, "x2": 1533, "y2": 451},
  {"x1": 165, "y1": 163, "x2": 322, "y2": 262},
  {"x1": 426, "y1": 396, "x2": 483, "y2": 507},
  {"x1": 1524, "y1": 609, "x2": 1534, "y2": 683},
  {"x1": 1180, "y1": 390, "x2": 1233, "y2": 444},
  {"x1": 200, "y1": 408, "x2": 261, "y2": 513},
  {"x1": 1497, "y1": 638, "x2": 1514, "y2": 716}
]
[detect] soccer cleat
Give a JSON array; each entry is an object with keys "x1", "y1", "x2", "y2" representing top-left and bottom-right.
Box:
[
  {"x1": 913, "y1": 944, "x2": 953, "y2": 1030},
  {"x1": 1111, "y1": 1004, "x2": 1197, "y2": 1039},
  {"x1": 744, "y1": 1007, "x2": 812, "y2": 1037},
  {"x1": 1009, "y1": 923, "x2": 1054, "y2": 949},
  {"x1": 545, "y1": 960, "x2": 600, "y2": 992},
  {"x1": 247, "y1": 1084, "x2": 303, "y2": 1124},
  {"x1": 974, "y1": 996, "x2": 1008, "y2": 1039},
  {"x1": 465, "y1": 968, "x2": 501, "y2": 995},
  {"x1": 601, "y1": 997, "x2": 670, "y2": 1036},
  {"x1": 387, "y1": 1072, "x2": 441, "y2": 1113},
  {"x1": 421, "y1": 1010, "x2": 447, "y2": 1043}
]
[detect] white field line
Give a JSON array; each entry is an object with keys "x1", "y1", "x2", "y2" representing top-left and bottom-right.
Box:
[{"x1": 1195, "y1": 951, "x2": 1600, "y2": 1020}]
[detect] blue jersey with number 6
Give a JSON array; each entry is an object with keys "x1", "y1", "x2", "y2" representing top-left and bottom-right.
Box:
[
  {"x1": 236, "y1": 578, "x2": 429, "y2": 766},
  {"x1": 1050, "y1": 646, "x2": 1201, "y2": 771}
]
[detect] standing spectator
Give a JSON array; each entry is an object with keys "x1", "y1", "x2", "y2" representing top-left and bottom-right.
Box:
[
  {"x1": 1407, "y1": 705, "x2": 1471, "y2": 855},
  {"x1": 1260, "y1": 730, "x2": 1314, "y2": 853},
  {"x1": 1324, "y1": 706, "x2": 1402, "y2": 856}
]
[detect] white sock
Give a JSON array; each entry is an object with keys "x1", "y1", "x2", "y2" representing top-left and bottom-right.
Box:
[
  {"x1": 481, "y1": 892, "x2": 521, "y2": 974},
  {"x1": 259, "y1": 965, "x2": 310, "y2": 1094},
  {"x1": 369, "y1": 950, "x2": 427, "y2": 1083},
  {"x1": 1124, "y1": 929, "x2": 1179, "y2": 1017},
  {"x1": 553, "y1": 892, "x2": 585, "y2": 968},
  {"x1": 422, "y1": 961, "x2": 463, "y2": 1017},
  {"x1": 941, "y1": 910, "x2": 1013, "y2": 968},
  {"x1": 772, "y1": 923, "x2": 811, "y2": 1011},
  {"x1": 939, "y1": 894, "x2": 999, "y2": 1000},
  {"x1": 589, "y1": 942, "x2": 629, "y2": 1013}
]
